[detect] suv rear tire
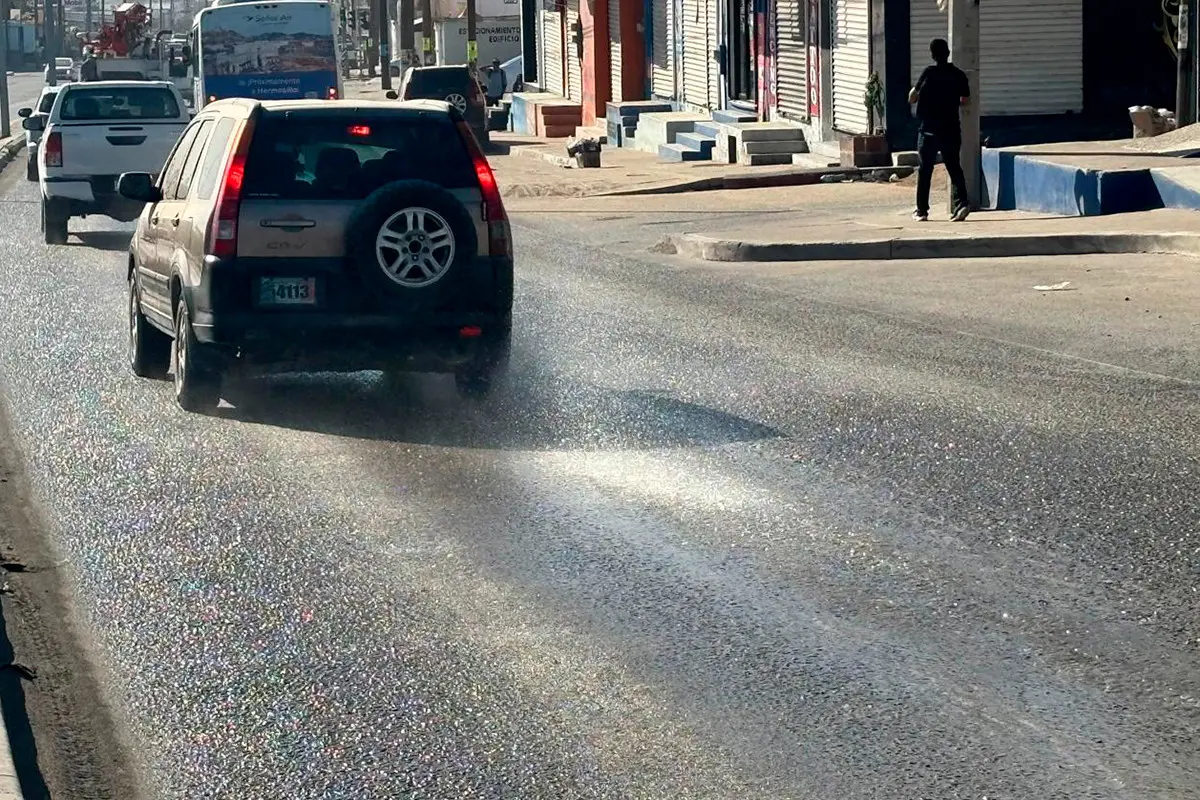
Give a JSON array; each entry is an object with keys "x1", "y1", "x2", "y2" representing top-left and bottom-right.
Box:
[
  {"x1": 346, "y1": 180, "x2": 480, "y2": 309},
  {"x1": 128, "y1": 277, "x2": 170, "y2": 379},
  {"x1": 172, "y1": 302, "x2": 221, "y2": 412},
  {"x1": 41, "y1": 198, "x2": 67, "y2": 245}
]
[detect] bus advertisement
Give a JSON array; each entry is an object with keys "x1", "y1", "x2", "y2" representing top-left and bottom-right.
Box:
[{"x1": 193, "y1": 1, "x2": 340, "y2": 106}]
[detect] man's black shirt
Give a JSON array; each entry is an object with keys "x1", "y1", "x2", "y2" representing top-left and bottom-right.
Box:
[{"x1": 914, "y1": 62, "x2": 969, "y2": 134}]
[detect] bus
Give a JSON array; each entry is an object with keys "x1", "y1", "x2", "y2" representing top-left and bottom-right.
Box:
[{"x1": 190, "y1": 0, "x2": 341, "y2": 108}]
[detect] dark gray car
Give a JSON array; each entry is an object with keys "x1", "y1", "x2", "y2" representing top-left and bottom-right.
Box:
[{"x1": 393, "y1": 66, "x2": 489, "y2": 146}]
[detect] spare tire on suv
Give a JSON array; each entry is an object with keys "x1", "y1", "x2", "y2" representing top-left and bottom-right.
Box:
[{"x1": 345, "y1": 179, "x2": 480, "y2": 309}]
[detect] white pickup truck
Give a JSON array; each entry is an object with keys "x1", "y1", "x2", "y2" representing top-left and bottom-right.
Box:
[{"x1": 33, "y1": 80, "x2": 189, "y2": 245}]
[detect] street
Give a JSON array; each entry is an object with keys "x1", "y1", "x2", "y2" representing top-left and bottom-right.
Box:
[{"x1": 0, "y1": 124, "x2": 1198, "y2": 797}]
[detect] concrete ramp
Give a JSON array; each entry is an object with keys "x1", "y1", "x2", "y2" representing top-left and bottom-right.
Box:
[{"x1": 1150, "y1": 166, "x2": 1200, "y2": 210}]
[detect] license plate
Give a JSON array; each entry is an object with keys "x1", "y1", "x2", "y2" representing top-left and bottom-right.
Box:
[{"x1": 258, "y1": 277, "x2": 317, "y2": 306}]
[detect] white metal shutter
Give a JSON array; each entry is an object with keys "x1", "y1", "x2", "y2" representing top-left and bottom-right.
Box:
[
  {"x1": 910, "y1": 0, "x2": 1081, "y2": 117},
  {"x1": 566, "y1": 0, "x2": 583, "y2": 101},
  {"x1": 980, "y1": 0, "x2": 1081, "y2": 115},
  {"x1": 831, "y1": 0, "x2": 869, "y2": 133},
  {"x1": 909, "y1": 0, "x2": 942, "y2": 93},
  {"x1": 705, "y1": 0, "x2": 720, "y2": 108},
  {"x1": 609, "y1": 0, "x2": 623, "y2": 102},
  {"x1": 775, "y1": 0, "x2": 807, "y2": 118},
  {"x1": 651, "y1": 0, "x2": 673, "y2": 97},
  {"x1": 681, "y1": 0, "x2": 712, "y2": 108},
  {"x1": 541, "y1": 8, "x2": 564, "y2": 95}
]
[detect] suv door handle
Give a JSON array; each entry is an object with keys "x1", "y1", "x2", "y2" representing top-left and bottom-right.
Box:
[{"x1": 261, "y1": 218, "x2": 316, "y2": 229}]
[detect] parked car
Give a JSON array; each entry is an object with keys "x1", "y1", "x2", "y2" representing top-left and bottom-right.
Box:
[
  {"x1": 31, "y1": 80, "x2": 190, "y2": 244},
  {"x1": 117, "y1": 97, "x2": 514, "y2": 412},
  {"x1": 17, "y1": 85, "x2": 63, "y2": 182},
  {"x1": 44, "y1": 57, "x2": 73, "y2": 83},
  {"x1": 390, "y1": 65, "x2": 488, "y2": 146}
]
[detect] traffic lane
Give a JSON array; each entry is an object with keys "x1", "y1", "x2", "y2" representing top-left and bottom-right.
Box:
[
  {"x1": 7, "y1": 71, "x2": 46, "y2": 126},
  {"x1": 0, "y1": 166, "x2": 1195, "y2": 798}
]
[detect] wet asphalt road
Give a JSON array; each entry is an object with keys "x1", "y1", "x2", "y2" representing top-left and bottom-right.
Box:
[{"x1": 0, "y1": 158, "x2": 1198, "y2": 799}]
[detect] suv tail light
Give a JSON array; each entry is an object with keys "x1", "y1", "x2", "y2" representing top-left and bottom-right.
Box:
[
  {"x1": 469, "y1": 80, "x2": 485, "y2": 106},
  {"x1": 327, "y1": 86, "x2": 338, "y2": 99},
  {"x1": 43, "y1": 131, "x2": 62, "y2": 168},
  {"x1": 204, "y1": 119, "x2": 255, "y2": 259},
  {"x1": 457, "y1": 120, "x2": 510, "y2": 258}
]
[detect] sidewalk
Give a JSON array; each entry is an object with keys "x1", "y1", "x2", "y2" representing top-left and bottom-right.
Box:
[
  {"x1": 341, "y1": 78, "x2": 904, "y2": 198},
  {"x1": 660, "y1": 204, "x2": 1200, "y2": 263}
]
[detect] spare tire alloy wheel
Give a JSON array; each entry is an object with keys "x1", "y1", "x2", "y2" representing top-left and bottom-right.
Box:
[
  {"x1": 375, "y1": 207, "x2": 456, "y2": 287},
  {"x1": 445, "y1": 93, "x2": 467, "y2": 112}
]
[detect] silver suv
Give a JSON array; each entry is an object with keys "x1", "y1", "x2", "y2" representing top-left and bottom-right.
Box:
[{"x1": 117, "y1": 97, "x2": 514, "y2": 412}]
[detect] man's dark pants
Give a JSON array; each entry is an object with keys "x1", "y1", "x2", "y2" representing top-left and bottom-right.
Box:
[{"x1": 916, "y1": 128, "x2": 970, "y2": 215}]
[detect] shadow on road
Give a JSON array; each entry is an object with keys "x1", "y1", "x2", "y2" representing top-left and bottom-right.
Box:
[
  {"x1": 218, "y1": 372, "x2": 782, "y2": 451},
  {"x1": 69, "y1": 231, "x2": 132, "y2": 252},
  {"x1": 0, "y1": 603, "x2": 49, "y2": 799}
]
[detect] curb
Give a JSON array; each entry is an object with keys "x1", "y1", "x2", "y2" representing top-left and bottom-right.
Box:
[
  {"x1": 0, "y1": 136, "x2": 26, "y2": 172},
  {"x1": 663, "y1": 231, "x2": 1200, "y2": 262},
  {"x1": 513, "y1": 145, "x2": 913, "y2": 196}
]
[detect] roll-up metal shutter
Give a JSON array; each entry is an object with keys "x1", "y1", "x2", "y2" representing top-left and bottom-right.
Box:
[
  {"x1": 609, "y1": 0, "x2": 623, "y2": 102},
  {"x1": 908, "y1": 0, "x2": 941, "y2": 91},
  {"x1": 831, "y1": 0, "x2": 869, "y2": 133},
  {"x1": 980, "y1": 0, "x2": 1081, "y2": 115},
  {"x1": 566, "y1": 0, "x2": 583, "y2": 101},
  {"x1": 910, "y1": 0, "x2": 1082, "y2": 117},
  {"x1": 706, "y1": 0, "x2": 720, "y2": 108},
  {"x1": 541, "y1": 8, "x2": 565, "y2": 95},
  {"x1": 775, "y1": 0, "x2": 807, "y2": 119},
  {"x1": 681, "y1": 0, "x2": 711, "y2": 108},
  {"x1": 651, "y1": 0, "x2": 673, "y2": 97}
]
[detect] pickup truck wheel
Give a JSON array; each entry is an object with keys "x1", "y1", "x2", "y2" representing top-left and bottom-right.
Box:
[
  {"x1": 41, "y1": 199, "x2": 67, "y2": 245},
  {"x1": 128, "y1": 277, "x2": 170, "y2": 379},
  {"x1": 172, "y1": 302, "x2": 221, "y2": 412}
]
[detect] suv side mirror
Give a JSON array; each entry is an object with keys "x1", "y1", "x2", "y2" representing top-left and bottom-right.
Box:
[
  {"x1": 385, "y1": 90, "x2": 398, "y2": 100},
  {"x1": 17, "y1": 107, "x2": 31, "y2": 118},
  {"x1": 117, "y1": 172, "x2": 163, "y2": 203},
  {"x1": 21, "y1": 116, "x2": 43, "y2": 132}
]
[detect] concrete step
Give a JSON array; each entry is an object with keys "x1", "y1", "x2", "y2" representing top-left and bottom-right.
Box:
[
  {"x1": 742, "y1": 139, "x2": 809, "y2": 155},
  {"x1": 712, "y1": 108, "x2": 757, "y2": 125},
  {"x1": 658, "y1": 142, "x2": 709, "y2": 162},
  {"x1": 606, "y1": 101, "x2": 673, "y2": 124},
  {"x1": 635, "y1": 111, "x2": 708, "y2": 154},
  {"x1": 742, "y1": 152, "x2": 797, "y2": 166},
  {"x1": 693, "y1": 121, "x2": 725, "y2": 139},
  {"x1": 793, "y1": 152, "x2": 840, "y2": 168},
  {"x1": 736, "y1": 122, "x2": 805, "y2": 142},
  {"x1": 675, "y1": 132, "x2": 716, "y2": 155}
]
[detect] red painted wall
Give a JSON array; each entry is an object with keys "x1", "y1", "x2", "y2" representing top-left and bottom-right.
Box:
[
  {"x1": 618, "y1": 0, "x2": 646, "y2": 100},
  {"x1": 579, "y1": 0, "x2": 611, "y2": 125}
]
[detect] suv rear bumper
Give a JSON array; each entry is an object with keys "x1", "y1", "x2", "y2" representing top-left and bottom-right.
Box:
[{"x1": 188, "y1": 255, "x2": 514, "y2": 375}]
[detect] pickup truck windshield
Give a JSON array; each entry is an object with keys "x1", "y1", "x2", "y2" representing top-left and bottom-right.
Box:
[{"x1": 60, "y1": 87, "x2": 180, "y2": 121}]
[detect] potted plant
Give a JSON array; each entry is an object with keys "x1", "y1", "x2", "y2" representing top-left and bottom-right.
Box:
[{"x1": 840, "y1": 72, "x2": 892, "y2": 168}]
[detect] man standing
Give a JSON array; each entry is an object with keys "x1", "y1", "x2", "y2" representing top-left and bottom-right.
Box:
[
  {"x1": 79, "y1": 48, "x2": 100, "y2": 82},
  {"x1": 484, "y1": 58, "x2": 506, "y2": 106},
  {"x1": 909, "y1": 38, "x2": 971, "y2": 222}
]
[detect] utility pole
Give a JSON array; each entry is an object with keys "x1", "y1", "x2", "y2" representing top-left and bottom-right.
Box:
[
  {"x1": 85, "y1": 0, "x2": 91, "y2": 39},
  {"x1": 44, "y1": 0, "x2": 55, "y2": 85},
  {"x1": 420, "y1": 0, "x2": 431, "y2": 65},
  {"x1": 377, "y1": 0, "x2": 390, "y2": 88},
  {"x1": 465, "y1": 0, "x2": 475, "y2": 69},
  {"x1": 1177, "y1": 0, "x2": 1195, "y2": 125},
  {"x1": 948, "y1": 0, "x2": 980, "y2": 210},
  {"x1": 0, "y1": 0, "x2": 9, "y2": 139},
  {"x1": 398, "y1": 0, "x2": 413, "y2": 74}
]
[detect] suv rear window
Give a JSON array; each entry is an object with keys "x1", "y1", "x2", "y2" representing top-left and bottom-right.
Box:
[
  {"x1": 37, "y1": 91, "x2": 58, "y2": 113},
  {"x1": 59, "y1": 86, "x2": 180, "y2": 120},
  {"x1": 406, "y1": 68, "x2": 474, "y2": 97},
  {"x1": 242, "y1": 114, "x2": 478, "y2": 200}
]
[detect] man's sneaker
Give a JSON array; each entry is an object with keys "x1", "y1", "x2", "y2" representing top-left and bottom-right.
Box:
[
  {"x1": 952, "y1": 205, "x2": 970, "y2": 222},
  {"x1": 912, "y1": 210, "x2": 928, "y2": 222}
]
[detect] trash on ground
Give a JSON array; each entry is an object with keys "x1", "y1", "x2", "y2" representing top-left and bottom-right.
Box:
[{"x1": 1032, "y1": 281, "x2": 1074, "y2": 292}]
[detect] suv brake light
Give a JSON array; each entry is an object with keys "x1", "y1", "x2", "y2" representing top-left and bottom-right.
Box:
[
  {"x1": 205, "y1": 119, "x2": 255, "y2": 259},
  {"x1": 456, "y1": 120, "x2": 509, "y2": 258},
  {"x1": 43, "y1": 131, "x2": 62, "y2": 168}
]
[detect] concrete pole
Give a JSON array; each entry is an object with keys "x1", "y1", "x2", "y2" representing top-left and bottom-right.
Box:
[
  {"x1": 378, "y1": 0, "x2": 391, "y2": 88},
  {"x1": 399, "y1": 0, "x2": 413, "y2": 73},
  {"x1": 948, "y1": 0, "x2": 980, "y2": 210},
  {"x1": 44, "y1": 0, "x2": 56, "y2": 85},
  {"x1": 420, "y1": 0, "x2": 432, "y2": 65},
  {"x1": 466, "y1": 0, "x2": 475, "y2": 69},
  {"x1": 1178, "y1": 0, "x2": 1195, "y2": 125},
  {"x1": 0, "y1": 0, "x2": 9, "y2": 139}
]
